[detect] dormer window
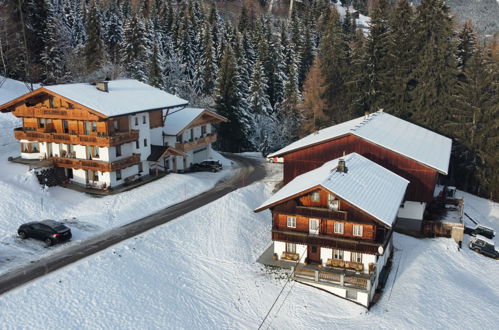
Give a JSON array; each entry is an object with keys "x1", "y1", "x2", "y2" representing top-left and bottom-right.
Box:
[{"x1": 311, "y1": 191, "x2": 320, "y2": 202}]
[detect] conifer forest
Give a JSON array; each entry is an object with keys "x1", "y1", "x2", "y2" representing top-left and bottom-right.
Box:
[{"x1": 0, "y1": 0, "x2": 498, "y2": 199}]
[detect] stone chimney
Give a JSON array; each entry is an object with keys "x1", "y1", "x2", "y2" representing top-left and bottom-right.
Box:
[{"x1": 96, "y1": 81, "x2": 109, "y2": 92}]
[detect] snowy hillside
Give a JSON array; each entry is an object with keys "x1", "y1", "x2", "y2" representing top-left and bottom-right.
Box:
[
  {"x1": 0, "y1": 163, "x2": 497, "y2": 329},
  {"x1": 0, "y1": 76, "x2": 38, "y2": 105}
]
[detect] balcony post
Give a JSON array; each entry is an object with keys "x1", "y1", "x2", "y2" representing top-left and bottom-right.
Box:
[
  {"x1": 366, "y1": 278, "x2": 371, "y2": 291},
  {"x1": 314, "y1": 270, "x2": 319, "y2": 282},
  {"x1": 340, "y1": 273, "x2": 345, "y2": 286}
]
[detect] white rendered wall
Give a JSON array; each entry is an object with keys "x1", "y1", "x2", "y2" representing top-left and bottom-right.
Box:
[
  {"x1": 398, "y1": 201, "x2": 427, "y2": 220},
  {"x1": 129, "y1": 112, "x2": 152, "y2": 161},
  {"x1": 192, "y1": 147, "x2": 209, "y2": 163},
  {"x1": 273, "y1": 241, "x2": 307, "y2": 261},
  {"x1": 108, "y1": 142, "x2": 134, "y2": 162},
  {"x1": 72, "y1": 169, "x2": 86, "y2": 185},
  {"x1": 74, "y1": 145, "x2": 86, "y2": 159},
  {"x1": 150, "y1": 127, "x2": 163, "y2": 146},
  {"x1": 321, "y1": 248, "x2": 333, "y2": 266},
  {"x1": 110, "y1": 164, "x2": 139, "y2": 187}
]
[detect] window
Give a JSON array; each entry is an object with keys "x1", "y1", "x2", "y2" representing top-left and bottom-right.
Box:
[
  {"x1": 49, "y1": 97, "x2": 55, "y2": 108},
  {"x1": 84, "y1": 121, "x2": 91, "y2": 135},
  {"x1": 144, "y1": 138, "x2": 147, "y2": 147},
  {"x1": 114, "y1": 120, "x2": 119, "y2": 130},
  {"x1": 38, "y1": 119, "x2": 45, "y2": 129},
  {"x1": 116, "y1": 145, "x2": 122, "y2": 157},
  {"x1": 285, "y1": 243, "x2": 296, "y2": 254},
  {"x1": 333, "y1": 249, "x2": 343, "y2": 260},
  {"x1": 201, "y1": 125, "x2": 206, "y2": 136},
  {"x1": 328, "y1": 194, "x2": 339, "y2": 210},
  {"x1": 353, "y1": 225, "x2": 363, "y2": 237},
  {"x1": 135, "y1": 117, "x2": 138, "y2": 126},
  {"x1": 88, "y1": 170, "x2": 99, "y2": 182},
  {"x1": 32, "y1": 143, "x2": 39, "y2": 152},
  {"x1": 136, "y1": 140, "x2": 140, "y2": 149},
  {"x1": 138, "y1": 162, "x2": 143, "y2": 173},
  {"x1": 143, "y1": 116, "x2": 146, "y2": 124},
  {"x1": 334, "y1": 222, "x2": 344, "y2": 234},
  {"x1": 68, "y1": 103, "x2": 74, "y2": 109},
  {"x1": 91, "y1": 146, "x2": 99, "y2": 158},
  {"x1": 91, "y1": 122, "x2": 97, "y2": 132},
  {"x1": 116, "y1": 170, "x2": 122, "y2": 181},
  {"x1": 176, "y1": 135, "x2": 182, "y2": 143},
  {"x1": 311, "y1": 191, "x2": 320, "y2": 202},
  {"x1": 351, "y1": 252, "x2": 362, "y2": 263},
  {"x1": 190, "y1": 128, "x2": 193, "y2": 141},
  {"x1": 287, "y1": 216, "x2": 296, "y2": 228}
]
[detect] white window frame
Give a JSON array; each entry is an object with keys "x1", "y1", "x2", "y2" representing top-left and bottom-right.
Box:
[
  {"x1": 285, "y1": 243, "x2": 296, "y2": 254},
  {"x1": 334, "y1": 222, "x2": 344, "y2": 234},
  {"x1": 333, "y1": 249, "x2": 343, "y2": 260},
  {"x1": 287, "y1": 216, "x2": 296, "y2": 228},
  {"x1": 311, "y1": 191, "x2": 320, "y2": 202},
  {"x1": 351, "y1": 252, "x2": 362, "y2": 263},
  {"x1": 353, "y1": 225, "x2": 363, "y2": 237}
]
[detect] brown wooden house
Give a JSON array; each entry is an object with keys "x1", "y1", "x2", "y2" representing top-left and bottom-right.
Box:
[{"x1": 255, "y1": 153, "x2": 409, "y2": 307}]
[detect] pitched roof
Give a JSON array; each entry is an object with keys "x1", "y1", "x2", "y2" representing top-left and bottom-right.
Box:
[
  {"x1": 269, "y1": 111, "x2": 452, "y2": 174},
  {"x1": 255, "y1": 153, "x2": 409, "y2": 227},
  {"x1": 0, "y1": 76, "x2": 40, "y2": 105},
  {"x1": 43, "y1": 79, "x2": 188, "y2": 117},
  {"x1": 163, "y1": 108, "x2": 227, "y2": 135}
]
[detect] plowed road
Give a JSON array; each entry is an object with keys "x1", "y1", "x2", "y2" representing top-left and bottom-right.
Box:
[{"x1": 0, "y1": 154, "x2": 266, "y2": 295}]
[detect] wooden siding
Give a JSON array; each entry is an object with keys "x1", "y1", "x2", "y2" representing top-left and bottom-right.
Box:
[
  {"x1": 283, "y1": 134, "x2": 438, "y2": 202},
  {"x1": 149, "y1": 110, "x2": 163, "y2": 129},
  {"x1": 52, "y1": 154, "x2": 140, "y2": 172},
  {"x1": 175, "y1": 133, "x2": 217, "y2": 152}
]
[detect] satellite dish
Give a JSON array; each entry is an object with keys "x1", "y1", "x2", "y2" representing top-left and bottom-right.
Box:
[{"x1": 378, "y1": 246, "x2": 384, "y2": 255}]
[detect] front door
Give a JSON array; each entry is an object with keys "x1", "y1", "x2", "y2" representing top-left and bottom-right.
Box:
[
  {"x1": 309, "y1": 218, "x2": 319, "y2": 235},
  {"x1": 307, "y1": 245, "x2": 321, "y2": 264}
]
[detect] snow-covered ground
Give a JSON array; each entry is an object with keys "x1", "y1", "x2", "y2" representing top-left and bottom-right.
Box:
[
  {"x1": 0, "y1": 114, "x2": 235, "y2": 275},
  {"x1": 0, "y1": 158, "x2": 497, "y2": 329}
]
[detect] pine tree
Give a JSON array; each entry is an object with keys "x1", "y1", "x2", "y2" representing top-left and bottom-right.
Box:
[
  {"x1": 456, "y1": 21, "x2": 477, "y2": 72},
  {"x1": 40, "y1": 0, "x2": 71, "y2": 84},
  {"x1": 121, "y1": 15, "x2": 149, "y2": 82},
  {"x1": 103, "y1": 0, "x2": 124, "y2": 65},
  {"x1": 249, "y1": 59, "x2": 273, "y2": 150},
  {"x1": 213, "y1": 45, "x2": 250, "y2": 152},
  {"x1": 84, "y1": 0, "x2": 106, "y2": 73},
  {"x1": 148, "y1": 42, "x2": 165, "y2": 89}
]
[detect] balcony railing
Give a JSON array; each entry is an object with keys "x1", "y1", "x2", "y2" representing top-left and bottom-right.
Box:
[
  {"x1": 292, "y1": 264, "x2": 375, "y2": 291},
  {"x1": 274, "y1": 204, "x2": 348, "y2": 221},
  {"x1": 272, "y1": 228, "x2": 390, "y2": 255},
  {"x1": 13, "y1": 106, "x2": 101, "y2": 121},
  {"x1": 51, "y1": 153, "x2": 141, "y2": 172},
  {"x1": 14, "y1": 128, "x2": 139, "y2": 147},
  {"x1": 175, "y1": 133, "x2": 217, "y2": 152}
]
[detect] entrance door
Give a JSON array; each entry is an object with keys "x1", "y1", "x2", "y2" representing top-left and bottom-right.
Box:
[
  {"x1": 309, "y1": 218, "x2": 319, "y2": 235},
  {"x1": 307, "y1": 245, "x2": 321, "y2": 264}
]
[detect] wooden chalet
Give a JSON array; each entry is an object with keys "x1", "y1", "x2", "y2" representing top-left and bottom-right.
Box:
[
  {"x1": 269, "y1": 110, "x2": 452, "y2": 223},
  {"x1": 0, "y1": 79, "x2": 190, "y2": 189},
  {"x1": 255, "y1": 153, "x2": 409, "y2": 307}
]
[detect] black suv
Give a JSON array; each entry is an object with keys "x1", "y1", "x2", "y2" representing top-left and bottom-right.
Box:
[
  {"x1": 469, "y1": 236, "x2": 499, "y2": 259},
  {"x1": 191, "y1": 160, "x2": 222, "y2": 173},
  {"x1": 18, "y1": 220, "x2": 72, "y2": 246},
  {"x1": 464, "y1": 224, "x2": 495, "y2": 239}
]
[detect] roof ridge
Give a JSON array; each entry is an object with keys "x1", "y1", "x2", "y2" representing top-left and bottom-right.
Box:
[{"x1": 351, "y1": 112, "x2": 379, "y2": 132}]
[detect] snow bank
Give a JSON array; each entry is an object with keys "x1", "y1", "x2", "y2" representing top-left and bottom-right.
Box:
[{"x1": 0, "y1": 164, "x2": 498, "y2": 329}]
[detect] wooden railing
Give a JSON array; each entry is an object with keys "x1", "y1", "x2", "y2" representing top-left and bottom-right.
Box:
[
  {"x1": 51, "y1": 154, "x2": 141, "y2": 172},
  {"x1": 13, "y1": 106, "x2": 101, "y2": 121},
  {"x1": 293, "y1": 265, "x2": 374, "y2": 291},
  {"x1": 275, "y1": 204, "x2": 348, "y2": 221},
  {"x1": 272, "y1": 228, "x2": 387, "y2": 255},
  {"x1": 14, "y1": 128, "x2": 139, "y2": 147},
  {"x1": 175, "y1": 133, "x2": 217, "y2": 152}
]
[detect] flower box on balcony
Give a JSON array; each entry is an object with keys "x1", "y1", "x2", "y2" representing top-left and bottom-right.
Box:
[{"x1": 281, "y1": 252, "x2": 299, "y2": 261}]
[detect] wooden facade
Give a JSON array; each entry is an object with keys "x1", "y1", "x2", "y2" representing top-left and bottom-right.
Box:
[
  {"x1": 269, "y1": 186, "x2": 391, "y2": 257},
  {"x1": 282, "y1": 134, "x2": 438, "y2": 202}
]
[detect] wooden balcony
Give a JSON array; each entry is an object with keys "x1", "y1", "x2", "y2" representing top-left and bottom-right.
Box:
[
  {"x1": 292, "y1": 263, "x2": 375, "y2": 291},
  {"x1": 14, "y1": 128, "x2": 139, "y2": 147},
  {"x1": 175, "y1": 133, "x2": 217, "y2": 152},
  {"x1": 13, "y1": 105, "x2": 101, "y2": 121},
  {"x1": 51, "y1": 154, "x2": 141, "y2": 172},
  {"x1": 274, "y1": 204, "x2": 348, "y2": 221},
  {"x1": 272, "y1": 228, "x2": 391, "y2": 255}
]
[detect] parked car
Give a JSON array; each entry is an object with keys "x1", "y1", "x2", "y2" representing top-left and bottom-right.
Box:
[
  {"x1": 191, "y1": 161, "x2": 221, "y2": 173},
  {"x1": 464, "y1": 224, "x2": 496, "y2": 239},
  {"x1": 469, "y1": 236, "x2": 499, "y2": 259},
  {"x1": 18, "y1": 220, "x2": 72, "y2": 246},
  {"x1": 200, "y1": 160, "x2": 223, "y2": 170}
]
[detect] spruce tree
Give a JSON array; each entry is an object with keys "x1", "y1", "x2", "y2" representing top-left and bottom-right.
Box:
[
  {"x1": 121, "y1": 15, "x2": 149, "y2": 82},
  {"x1": 84, "y1": 0, "x2": 106, "y2": 74}
]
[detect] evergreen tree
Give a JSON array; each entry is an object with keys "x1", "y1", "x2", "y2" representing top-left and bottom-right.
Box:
[
  {"x1": 84, "y1": 0, "x2": 106, "y2": 73},
  {"x1": 103, "y1": 0, "x2": 124, "y2": 65},
  {"x1": 121, "y1": 15, "x2": 149, "y2": 81},
  {"x1": 299, "y1": 57, "x2": 328, "y2": 136},
  {"x1": 213, "y1": 45, "x2": 250, "y2": 152},
  {"x1": 456, "y1": 21, "x2": 477, "y2": 72},
  {"x1": 148, "y1": 42, "x2": 165, "y2": 89},
  {"x1": 249, "y1": 59, "x2": 273, "y2": 150}
]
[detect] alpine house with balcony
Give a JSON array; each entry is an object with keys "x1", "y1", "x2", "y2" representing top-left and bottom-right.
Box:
[
  {"x1": 255, "y1": 152, "x2": 409, "y2": 307},
  {"x1": 0, "y1": 79, "x2": 188, "y2": 189},
  {"x1": 147, "y1": 107, "x2": 227, "y2": 173}
]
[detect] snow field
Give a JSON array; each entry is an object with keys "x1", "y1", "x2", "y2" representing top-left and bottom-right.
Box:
[{"x1": 0, "y1": 168, "x2": 498, "y2": 329}]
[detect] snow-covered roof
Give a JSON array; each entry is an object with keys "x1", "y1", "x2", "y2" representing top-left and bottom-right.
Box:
[
  {"x1": 164, "y1": 108, "x2": 205, "y2": 135},
  {"x1": 269, "y1": 111, "x2": 452, "y2": 174},
  {"x1": 163, "y1": 108, "x2": 227, "y2": 135},
  {"x1": 255, "y1": 153, "x2": 409, "y2": 227},
  {"x1": 43, "y1": 79, "x2": 188, "y2": 117},
  {"x1": 0, "y1": 76, "x2": 40, "y2": 106}
]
